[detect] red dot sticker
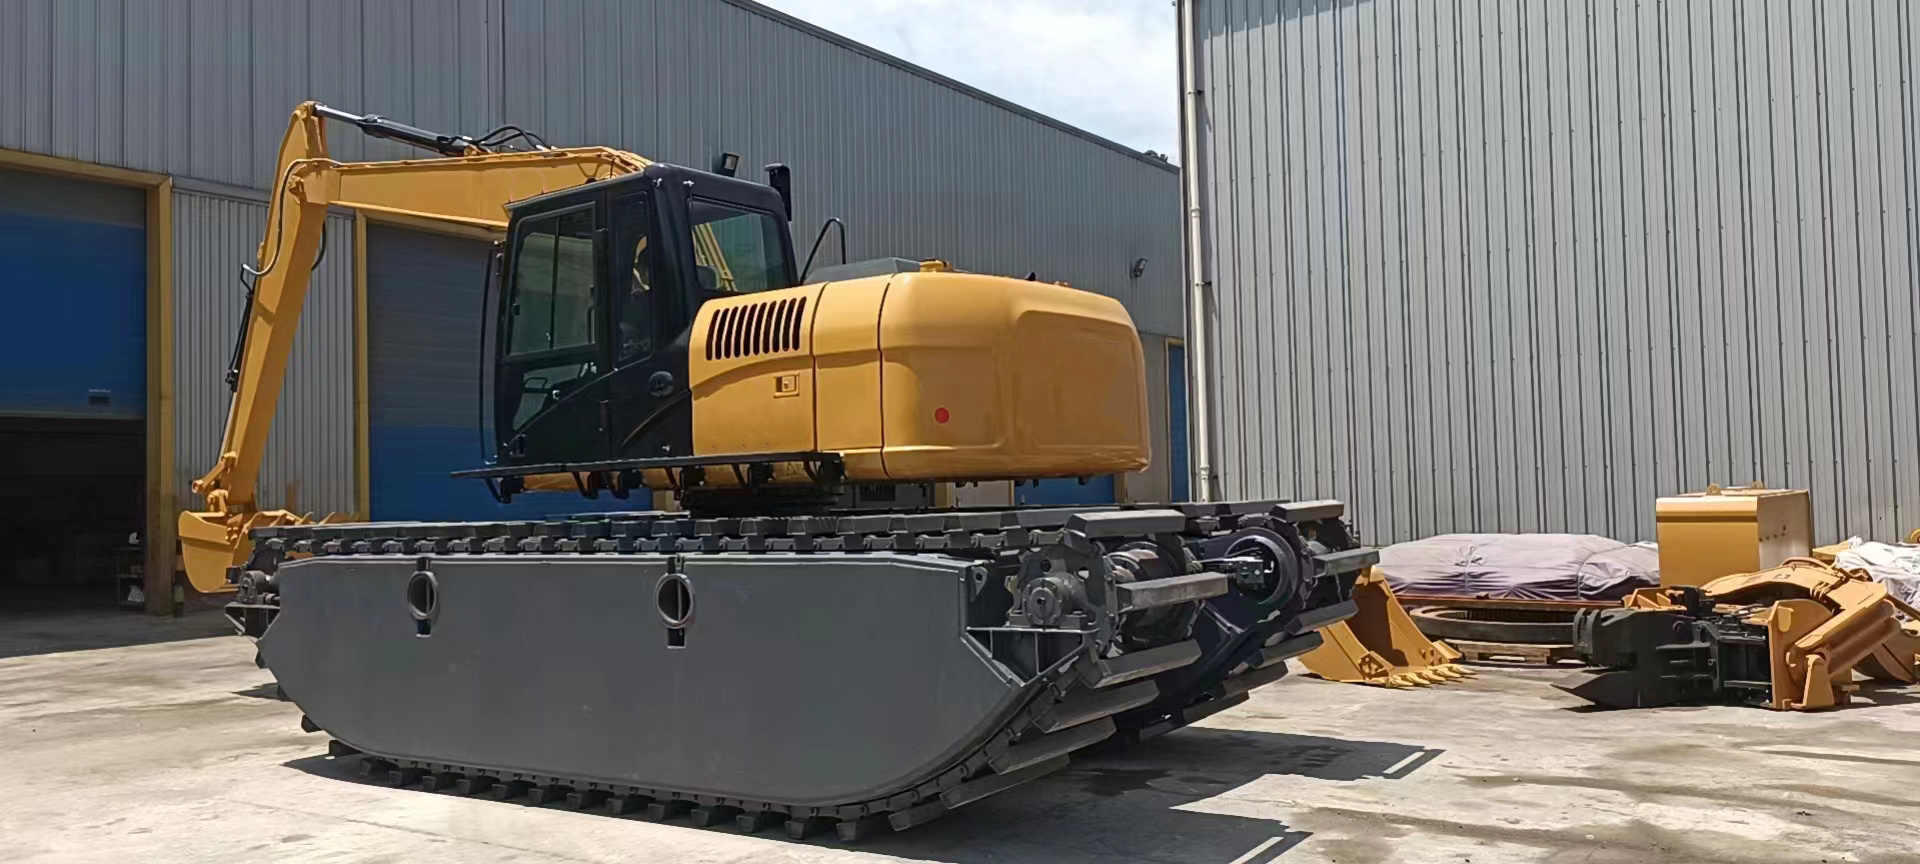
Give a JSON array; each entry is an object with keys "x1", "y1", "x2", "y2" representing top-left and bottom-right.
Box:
[{"x1": 933, "y1": 407, "x2": 950, "y2": 424}]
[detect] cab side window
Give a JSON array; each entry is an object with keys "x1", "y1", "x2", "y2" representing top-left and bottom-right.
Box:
[{"x1": 507, "y1": 207, "x2": 597, "y2": 354}]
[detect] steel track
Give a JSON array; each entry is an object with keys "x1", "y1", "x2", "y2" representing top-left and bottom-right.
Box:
[{"x1": 237, "y1": 500, "x2": 1370, "y2": 841}]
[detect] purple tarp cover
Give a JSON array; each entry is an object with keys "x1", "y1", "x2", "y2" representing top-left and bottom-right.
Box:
[{"x1": 1378, "y1": 534, "x2": 1661, "y2": 601}]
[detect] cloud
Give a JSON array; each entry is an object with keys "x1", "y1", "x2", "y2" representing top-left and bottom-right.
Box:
[{"x1": 756, "y1": 0, "x2": 1179, "y2": 158}]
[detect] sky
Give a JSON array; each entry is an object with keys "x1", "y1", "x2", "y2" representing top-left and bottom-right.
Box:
[{"x1": 756, "y1": 0, "x2": 1181, "y2": 159}]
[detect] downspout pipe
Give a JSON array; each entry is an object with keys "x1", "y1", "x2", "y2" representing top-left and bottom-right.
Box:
[{"x1": 1176, "y1": 0, "x2": 1215, "y2": 502}]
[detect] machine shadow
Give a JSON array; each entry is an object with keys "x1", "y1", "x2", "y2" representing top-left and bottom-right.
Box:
[
  {"x1": 283, "y1": 726, "x2": 1442, "y2": 864},
  {"x1": 0, "y1": 605, "x2": 234, "y2": 660}
]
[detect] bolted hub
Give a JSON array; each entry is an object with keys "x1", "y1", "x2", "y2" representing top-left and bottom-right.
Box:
[{"x1": 1021, "y1": 575, "x2": 1082, "y2": 627}]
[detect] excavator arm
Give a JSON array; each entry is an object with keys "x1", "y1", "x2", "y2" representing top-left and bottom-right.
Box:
[{"x1": 179, "y1": 101, "x2": 652, "y2": 593}]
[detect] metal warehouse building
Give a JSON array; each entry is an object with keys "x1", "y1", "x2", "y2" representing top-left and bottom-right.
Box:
[
  {"x1": 1182, "y1": 0, "x2": 1920, "y2": 546},
  {"x1": 0, "y1": 0, "x2": 1185, "y2": 614}
]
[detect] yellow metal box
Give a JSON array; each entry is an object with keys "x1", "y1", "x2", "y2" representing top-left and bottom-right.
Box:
[{"x1": 1654, "y1": 486, "x2": 1814, "y2": 587}]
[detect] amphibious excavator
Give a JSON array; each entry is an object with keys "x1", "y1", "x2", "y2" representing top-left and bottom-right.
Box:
[{"x1": 186, "y1": 103, "x2": 1374, "y2": 840}]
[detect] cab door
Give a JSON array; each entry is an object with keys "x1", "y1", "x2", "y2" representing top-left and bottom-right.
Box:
[
  {"x1": 494, "y1": 197, "x2": 613, "y2": 464},
  {"x1": 605, "y1": 189, "x2": 694, "y2": 460}
]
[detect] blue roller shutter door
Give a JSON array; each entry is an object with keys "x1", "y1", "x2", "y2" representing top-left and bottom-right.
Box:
[{"x1": 0, "y1": 170, "x2": 144, "y2": 419}]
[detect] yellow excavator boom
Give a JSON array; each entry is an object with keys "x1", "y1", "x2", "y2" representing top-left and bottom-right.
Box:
[{"x1": 178, "y1": 101, "x2": 652, "y2": 593}]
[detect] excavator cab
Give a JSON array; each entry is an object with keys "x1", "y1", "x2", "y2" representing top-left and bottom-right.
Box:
[{"x1": 483, "y1": 164, "x2": 798, "y2": 475}]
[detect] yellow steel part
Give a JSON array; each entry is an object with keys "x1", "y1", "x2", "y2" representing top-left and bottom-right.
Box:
[
  {"x1": 1634, "y1": 559, "x2": 1920, "y2": 711},
  {"x1": 687, "y1": 270, "x2": 1149, "y2": 482},
  {"x1": 688, "y1": 284, "x2": 825, "y2": 456},
  {"x1": 1300, "y1": 568, "x2": 1474, "y2": 687},
  {"x1": 1654, "y1": 485, "x2": 1812, "y2": 588},
  {"x1": 179, "y1": 101, "x2": 653, "y2": 594},
  {"x1": 872, "y1": 271, "x2": 1148, "y2": 481}
]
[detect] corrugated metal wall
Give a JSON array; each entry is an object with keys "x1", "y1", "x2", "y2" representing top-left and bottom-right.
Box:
[
  {"x1": 500, "y1": 0, "x2": 1183, "y2": 334},
  {"x1": 0, "y1": 0, "x2": 1183, "y2": 335},
  {"x1": 1193, "y1": 0, "x2": 1920, "y2": 544},
  {"x1": 172, "y1": 189, "x2": 355, "y2": 517}
]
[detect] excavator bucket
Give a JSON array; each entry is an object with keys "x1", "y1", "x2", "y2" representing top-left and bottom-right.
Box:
[
  {"x1": 1300, "y1": 568, "x2": 1473, "y2": 687},
  {"x1": 179, "y1": 508, "x2": 331, "y2": 595}
]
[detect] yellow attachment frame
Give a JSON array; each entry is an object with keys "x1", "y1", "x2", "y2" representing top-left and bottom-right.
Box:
[
  {"x1": 179, "y1": 102, "x2": 651, "y2": 593},
  {"x1": 1626, "y1": 559, "x2": 1920, "y2": 711}
]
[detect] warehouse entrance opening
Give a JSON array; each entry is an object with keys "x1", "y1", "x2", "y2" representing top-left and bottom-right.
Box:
[
  {"x1": 0, "y1": 169, "x2": 148, "y2": 612},
  {"x1": 0, "y1": 419, "x2": 145, "y2": 611}
]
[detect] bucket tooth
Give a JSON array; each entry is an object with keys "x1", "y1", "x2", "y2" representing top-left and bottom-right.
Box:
[
  {"x1": 565, "y1": 789, "x2": 610, "y2": 810},
  {"x1": 835, "y1": 815, "x2": 890, "y2": 843},
  {"x1": 488, "y1": 780, "x2": 532, "y2": 801},
  {"x1": 646, "y1": 799, "x2": 694, "y2": 821},
  {"x1": 1084, "y1": 641, "x2": 1201, "y2": 688},
  {"x1": 606, "y1": 794, "x2": 650, "y2": 816},
  {"x1": 453, "y1": 776, "x2": 495, "y2": 795},
  {"x1": 735, "y1": 810, "x2": 779, "y2": 833},
  {"x1": 327, "y1": 740, "x2": 360, "y2": 758},
  {"x1": 356, "y1": 758, "x2": 394, "y2": 779},
  {"x1": 1033, "y1": 680, "x2": 1159, "y2": 733},
  {"x1": 989, "y1": 717, "x2": 1114, "y2": 774},
  {"x1": 526, "y1": 784, "x2": 572, "y2": 806},
  {"x1": 689, "y1": 805, "x2": 740, "y2": 827}
]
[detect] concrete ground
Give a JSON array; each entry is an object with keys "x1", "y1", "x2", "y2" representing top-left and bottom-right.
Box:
[{"x1": 4, "y1": 610, "x2": 1918, "y2": 864}]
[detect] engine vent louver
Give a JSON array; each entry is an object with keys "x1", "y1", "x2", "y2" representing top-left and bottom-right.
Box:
[{"x1": 705, "y1": 296, "x2": 808, "y2": 361}]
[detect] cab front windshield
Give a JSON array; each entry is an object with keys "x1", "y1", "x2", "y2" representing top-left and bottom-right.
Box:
[{"x1": 688, "y1": 199, "x2": 788, "y2": 295}]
